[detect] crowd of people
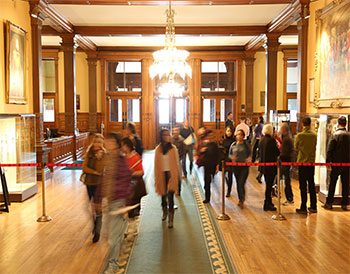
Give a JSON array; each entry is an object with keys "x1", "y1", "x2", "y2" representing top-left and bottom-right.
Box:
[{"x1": 80, "y1": 114, "x2": 349, "y2": 274}]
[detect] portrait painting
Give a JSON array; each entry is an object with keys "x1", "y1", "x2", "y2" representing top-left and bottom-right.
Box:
[
  {"x1": 5, "y1": 21, "x2": 27, "y2": 104},
  {"x1": 315, "y1": 0, "x2": 350, "y2": 107}
]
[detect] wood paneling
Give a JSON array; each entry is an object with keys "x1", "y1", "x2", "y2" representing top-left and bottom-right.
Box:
[
  {"x1": 57, "y1": 113, "x2": 102, "y2": 133},
  {"x1": 244, "y1": 52, "x2": 256, "y2": 117}
]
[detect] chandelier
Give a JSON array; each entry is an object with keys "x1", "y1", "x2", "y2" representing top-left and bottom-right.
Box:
[{"x1": 149, "y1": 0, "x2": 192, "y2": 81}]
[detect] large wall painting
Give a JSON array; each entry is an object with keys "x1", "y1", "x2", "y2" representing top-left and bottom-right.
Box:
[
  {"x1": 314, "y1": 0, "x2": 350, "y2": 108},
  {"x1": 5, "y1": 21, "x2": 27, "y2": 104}
]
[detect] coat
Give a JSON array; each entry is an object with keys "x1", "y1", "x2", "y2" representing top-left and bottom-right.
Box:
[
  {"x1": 259, "y1": 134, "x2": 280, "y2": 176},
  {"x1": 154, "y1": 144, "x2": 181, "y2": 196}
]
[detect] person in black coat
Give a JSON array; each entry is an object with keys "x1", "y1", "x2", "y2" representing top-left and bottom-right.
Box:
[
  {"x1": 221, "y1": 126, "x2": 235, "y2": 197},
  {"x1": 259, "y1": 124, "x2": 280, "y2": 211},
  {"x1": 126, "y1": 122, "x2": 144, "y2": 156}
]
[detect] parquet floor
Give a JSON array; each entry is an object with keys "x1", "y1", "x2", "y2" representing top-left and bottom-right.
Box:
[{"x1": 0, "y1": 162, "x2": 349, "y2": 274}]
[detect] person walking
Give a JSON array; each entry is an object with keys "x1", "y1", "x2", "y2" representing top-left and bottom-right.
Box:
[
  {"x1": 171, "y1": 127, "x2": 185, "y2": 195},
  {"x1": 229, "y1": 129, "x2": 251, "y2": 208},
  {"x1": 235, "y1": 117, "x2": 250, "y2": 140},
  {"x1": 121, "y1": 137, "x2": 146, "y2": 236},
  {"x1": 154, "y1": 129, "x2": 181, "y2": 228},
  {"x1": 324, "y1": 116, "x2": 350, "y2": 211},
  {"x1": 101, "y1": 132, "x2": 132, "y2": 274},
  {"x1": 295, "y1": 116, "x2": 318, "y2": 214},
  {"x1": 180, "y1": 118, "x2": 196, "y2": 176},
  {"x1": 221, "y1": 126, "x2": 235, "y2": 197},
  {"x1": 279, "y1": 123, "x2": 295, "y2": 205},
  {"x1": 82, "y1": 133, "x2": 105, "y2": 243},
  {"x1": 201, "y1": 130, "x2": 220, "y2": 203},
  {"x1": 225, "y1": 112, "x2": 234, "y2": 129},
  {"x1": 253, "y1": 117, "x2": 264, "y2": 184},
  {"x1": 125, "y1": 122, "x2": 144, "y2": 156},
  {"x1": 259, "y1": 124, "x2": 280, "y2": 211}
]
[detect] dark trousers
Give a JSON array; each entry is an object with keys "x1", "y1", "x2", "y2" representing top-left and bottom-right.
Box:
[
  {"x1": 264, "y1": 173, "x2": 275, "y2": 206},
  {"x1": 326, "y1": 167, "x2": 350, "y2": 206},
  {"x1": 252, "y1": 139, "x2": 260, "y2": 163},
  {"x1": 281, "y1": 165, "x2": 293, "y2": 201},
  {"x1": 182, "y1": 145, "x2": 193, "y2": 175},
  {"x1": 225, "y1": 166, "x2": 233, "y2": 195},
  {"x1": 298, "y1": 166, "x2": 317, "y2": 210},
  {"x1": 204, "y1": 166, "x2": 216, "y2": 201},
  {"x1": 86, "y1": 185, "x2": 102, "y2": 234},
  {"x1": 161, "y1": 171, "x2": 174, "y2": 212},
  {"x1": 233, "y1": 167, "x2": 249, "y2": 202}
]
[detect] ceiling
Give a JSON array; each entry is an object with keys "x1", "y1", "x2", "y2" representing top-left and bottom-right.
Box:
[{"x1": 42, "y1": 3, "x2": 298, "y2": 47}]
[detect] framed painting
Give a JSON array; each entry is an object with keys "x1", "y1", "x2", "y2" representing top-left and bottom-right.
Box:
[
  {"x1": 5, "y1": 21, "x2": 27, "y2": 104},
  {"x1": 314, "y1": 0, "x2": 350, "y2": 108}
]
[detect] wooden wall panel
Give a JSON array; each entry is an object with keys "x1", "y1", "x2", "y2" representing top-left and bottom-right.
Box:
[{"x1": 56, "y1": 112, "x2": 102, "y2": 133}]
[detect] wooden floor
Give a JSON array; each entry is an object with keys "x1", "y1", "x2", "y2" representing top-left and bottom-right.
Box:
[{"x1": 1, "y1": 163, "x2": 349, "y2": 274}]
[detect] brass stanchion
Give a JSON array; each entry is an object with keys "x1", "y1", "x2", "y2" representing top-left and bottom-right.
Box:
[
  {"x1": 272, "y1": 161, "x2": 286, "y2": 221},
  {"x1": 217, "y1": 160, "x2": 230, "y2": 221},
  {"x1": 37, "y1": 163, "x2": 52, "y2": 222}
]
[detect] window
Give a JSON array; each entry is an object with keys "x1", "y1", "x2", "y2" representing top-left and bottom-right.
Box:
[
  {"x1": 175, "y1": 99, "x2": 187, "y2": 123},
  {"x1": 110, "y1": 99, "x2": 123, "y2": 122},
  {"x1": 158, "y1": 99, "x2": 170, "y2": 124},
  {"x1": 41, "y1": 60, "x2": 56, "y2": 93},
  {"x1": 107, "y1": 61, "x2": 142, "y2": 92},
  {"x1": 203, "y1": 99, "x2": 216, "y2": 122},
  {"x1": 127, "y1": 99, "x2": 140, "y2": 123},
  {"x1": 155, "y1": 74, "x2": 189, "y2": 93},
  {"x1": 286, "y1": 59, "x2": 298, "y2": 93},
  {"x1": 220, "y1": 99, "x2": 233, "y2": 122},
  {"x1": 43, "y1": 98, "x2": 55, "y2": 122},
  {"x1": 201, "y1": 61, "x2": 235, "y2": 92}
]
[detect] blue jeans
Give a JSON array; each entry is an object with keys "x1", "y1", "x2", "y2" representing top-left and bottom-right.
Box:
[{"x1": 103, "y1": 199, "x2": 128, "y2": 273}]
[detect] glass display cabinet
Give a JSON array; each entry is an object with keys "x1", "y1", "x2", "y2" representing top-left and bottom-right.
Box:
[
  {"x1": 270, "y1": 110, "x2": 291, "y2": 133},
  {"x1": 0, "y1": 114, "x2": 37, "y2": 202}
]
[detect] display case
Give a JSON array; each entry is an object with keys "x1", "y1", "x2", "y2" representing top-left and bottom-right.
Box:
[
  {"x1": 270, "y1": 110, "x2": 291, "y2": 132},
  {"x1": 0, "y1": 114, "x2": 37, "y2": 202}
]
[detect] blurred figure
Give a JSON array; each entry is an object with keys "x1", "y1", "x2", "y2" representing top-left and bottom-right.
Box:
[
  {"x1": 295, "y1": 116, "x2": 317, "y2": 214},
  {"x1": 252, "y1": 117, "x2": 264, "y2": 183},
  {"x1": 180, "y1": 118, "x2": 196, "y2": 176},
  {"x1": 221, "y1": 126, "x2": 235, "y2": 197},
  {"x1": 246, "y1": 118, "x2": 253, "y2": 144},
  {"x1": 229, "y1": 129, "x2": 252, "y2": 208},
  {"x1": 235, "y1": 117, "x2": 250, "y2": 140},
  {"x1": 259, "y1": 124, "x2": 280, "y2": 211},
  {"x1": 101, "y1": 132, "x2": 132, "y2": 274},
  {"x1": 195, "y1": 126, "x2": 208, "y2": 167},
  {"x1": 126, "y1": 122, "x2": 144, "y2": 156},
  {"x1": 121, "y1": 137, "x2": 145, "y2": 236},
  {"x1": 201, "y1": 130, "x2": 220, "y2": 203},
  {"x1": 324, "y1": 116, "x2": 350, "y2": 211},
  {"x1": 154, "y1": 129, "x2": 181, "y2": 228},
  {"x1": 279, "y1": 123, "x2": 295, "y2": 205},
  {"x1": 171, "y1": 127, "x2": 185, "y2": 195},
  {"x1": 82, "y1": 133, "x2": 105, "y2": 243},
  {"x1": 225, "y1": 112, "x2": 235, "y2": 129}
]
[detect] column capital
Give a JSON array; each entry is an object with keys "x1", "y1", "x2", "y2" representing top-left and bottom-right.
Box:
[
  {"x1": 60, "y1": 33, "x2": 77, "y2": 51},
  {"x1": 264, "y1": 33, "x2": 281, "y2": 52}
]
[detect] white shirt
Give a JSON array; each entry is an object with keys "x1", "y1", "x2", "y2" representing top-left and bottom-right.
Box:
[
  {"x1": 235, "y1": 122, "x2": 250, "y2": 140},
  {"x1": 162, "y1": 154, "x2": 170, "y2": 171}
]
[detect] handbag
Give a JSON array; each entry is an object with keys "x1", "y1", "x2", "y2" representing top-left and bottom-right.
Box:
[
  {"x1": 184, "y1": 134, "x2": 195, "y2": 145},
  {"x1": 79, "y1": 172, "x2": 86, "y2": 183}
]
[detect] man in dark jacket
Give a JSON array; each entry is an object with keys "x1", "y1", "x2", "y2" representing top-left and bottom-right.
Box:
[
  {"x1": 126, "y1": 122, "x2": 143, "y2": 156},
  {"x1": 279, "y1": 123, "x2": 295, "y2": 205},
  {"x1": 259, "y1": 124, "x2": 280, "y2": 211},
  {"x1": 324, "y1": 116, "x2": 350, "y2": 211}
]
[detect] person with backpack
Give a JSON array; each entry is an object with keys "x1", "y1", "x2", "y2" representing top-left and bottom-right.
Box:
[{"x1": 229, "y1": 129, "x2": 252, "y2": 208}]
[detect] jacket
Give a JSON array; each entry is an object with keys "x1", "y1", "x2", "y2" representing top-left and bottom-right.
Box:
[
  {"x1": 280, "y1": 134, "x2": 295, "y2": 162},
  {"x1": 259, "y1": 134, "x2": 280, "y2": 175},
  {"x1": 202, "y1": 141, "x2": 220, "y2": 169},
  {"x1": 326, "y1": 128, "x2": 350, "y2": 163},
  {"x1": 171, "y1": 135, "x2": 185, "y2": 158},
  {"x1": 82, "y1": 149, "x2": 105, "y2": 185}
]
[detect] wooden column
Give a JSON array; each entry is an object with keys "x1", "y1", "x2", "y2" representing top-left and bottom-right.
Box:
[
  {"x1": 189, "y1": 58, "x2": 201, "y2": 131},
  {"x1": 86, "y1": 52, "x2": 98, "y2": 133},
  {"x1": 297, "y1": 0, "x2": 310, "y2": 115},
  {"x1": 264, "y1": 33, "x2": 281, "y2": 120},
  {"x1": 235, "y1": 60, "x2": 242, "y2": 124},
  {"x1": 244, "y1": 52, "x2": 256, "y2": 118},
  {"x1": 30, "y1": 4, "x2": 50, "y2": 180},
  {"x1": 60, "y1": 34, "x2": 77, "y2": 160}
]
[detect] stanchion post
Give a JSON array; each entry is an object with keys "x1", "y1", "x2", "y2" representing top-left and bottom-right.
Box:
[
  {"x1": 272, "y1": 160, "x2": 286, "y2": 221},
  {"x1": 217, "y1": 160, "x2": 230, "y2": 221},
  {"x1": 37, "y1": 163, "x2": 52, "y2": 222}
]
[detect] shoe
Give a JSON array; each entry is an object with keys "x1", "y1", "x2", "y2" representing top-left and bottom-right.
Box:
[
  {"x1": 238, "y1": 201, "x2": 244, "y2": 209},
  {"x1": 203, "y1": 199, "x2": 210, "y2": 204},
  {"x1": 282, "y1": 200, "x2": 294, "y2": 206},
  {"x1": 92, "y1": 233, "x2": 100, "y2": 243},
  {"x1": 323, "y1": 203, "x2": 333, "y2": 210},
  {"x1": 308, "y1": 207, "x2": 317, "y2": 213},
  {"x1": 341, "y1": 205, "x2": 349, "y2": 211},
  {"x1": 226, "y1": 193, "x2": 231, "y2": 198},
  {"x1": 296, "y1": 208, "x2": 308, "y2": 214},
  {"x1": 168, "y1": 212, "x2": 174, "y2": 228},
  {"x1": 256, "y1": 176, "x2": 262, "y2": 184},
  {"x1": 263, "y1": 204, "x2": 276, "y2": 211},
  {"x1": 162, "y1": 207, "x2": 168, "y2": 221}
]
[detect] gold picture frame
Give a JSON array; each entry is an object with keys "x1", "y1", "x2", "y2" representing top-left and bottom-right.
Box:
[
  {"x1": 314, "y1": 0, "x2": 350, "y2": 109},
  {"x1": 5, "y1": 21, "x2": 27, "y2": 104}
]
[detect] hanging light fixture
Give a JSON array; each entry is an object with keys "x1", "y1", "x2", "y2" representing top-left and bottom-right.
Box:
[{"x1": 149, "y1": 0, "x2": 192, "y2": 82}]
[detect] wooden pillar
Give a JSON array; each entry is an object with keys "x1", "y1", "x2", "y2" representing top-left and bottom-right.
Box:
[
  {"x1": 30, "y1": 4, "x2": 50, "y2": 180},
  {"x1": 297, "y1": 0, "x2": 310, "y2": 115},
  {"x1": 244, "y1": 52, "x2": 256, "y2": 118},
  {"x1": 189, "y1": 58, "x2": 201, "y2": 131},
  {"x1": 87, "y1": 52, "x2": 98, "y2": 133},
  {"x1": 264, "y1": 33, "x2": 281, "y2": 120},
  {"x1": 235, "y1": 60, "x2": 242, "y2": 124},
  {"x1": 60, "y1": 33, "x2": 77, "y2": 160}
]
